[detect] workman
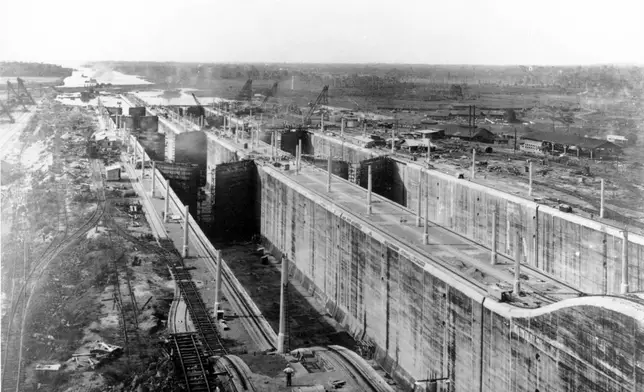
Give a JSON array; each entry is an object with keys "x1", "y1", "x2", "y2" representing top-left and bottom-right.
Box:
[{"x1": 283, "y1": 364, "x2": 295, "y2": 386}]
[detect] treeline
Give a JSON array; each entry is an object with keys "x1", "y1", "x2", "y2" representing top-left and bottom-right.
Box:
[
  {"x1": 0, "y1": 62, "x2": 73, "y2": 77},
  {"x1": 94, "y1": 61, "x2": 644, "y2": 99}
]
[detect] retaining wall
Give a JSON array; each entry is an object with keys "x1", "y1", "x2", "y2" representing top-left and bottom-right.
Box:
[
  {"x1": 212, "y1": 160, "x2": 257, "y2": 241},
  {"x1": 258, "y1": 165, "x2": 643, "y2": 392},
  {"x1": 309, "y1": 132, "x2": 384, "y2": 163},
  {"x1": 387, "y1": 158, "x2": 644, "y2": 294},
  {"x1": 316, "y1": 136, "x2": 644, "y2": 294},
  {"x1": 175, "y1": 131, "x2": 207, "y2": 169}
]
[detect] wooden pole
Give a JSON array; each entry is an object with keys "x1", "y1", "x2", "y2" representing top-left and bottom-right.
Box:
[
  {"x1": 514, "y1": 231, "x2": 521, "y2": 295},
  {"x1": 416, "y1": 170, "x2": 422, "y2": 227},
  {"x1": 600, "y1": 179, "x2": 605, "y2": 218},
  {"x1": 277, "y1": 256, "x2": 288, "y2": 353},
  {"x1": 214, "y1": 251, "x2": 223, "y2": 312},
  {"x1": 471, "y1": 148, "x2": 476, "y2": 179},
  {"x1": 528, "y1": 161, "x2": 533, "y2": 196},
  {"x1": 491, "y1": 206, "x2": 497, "y2": 265},
  {"x1": 164, "y1": 182, "x2": 169, "y2": 223},
  {"x1": 367, "y1": 165, "x2": 372, "y2": 215},
  {"x1": 621, "y1": 230, "x2": 629, "y2": 294},
  {"x1": 182, "y1": 205, "x2": 190, "y2": 258},
  {"x1": 327, "y1": 154, "x2": 332, "y2": 192},
  {"x1": 423, "y1": 172, "x2": 429, "y2": 245},
  {"x1": 151, "y1": 161, "x2": 156, "y2": 198}
]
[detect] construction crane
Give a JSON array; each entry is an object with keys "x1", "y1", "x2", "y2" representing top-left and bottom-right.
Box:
[
  {"x1": 235, "y1": 79, "x2": 253, "y2": 101},
  {"x1": 191, "y1": 93, "x2": 203, "y2": 107},
  {"x1": 0, "y1": 101, "x2": 15, "y2": 123},
  {"x1": 302, "y1": 85, "x2": 329, "y2": 125},
  {"x1": 261, "y1": 81, "x2": 279, "y2": 107}
]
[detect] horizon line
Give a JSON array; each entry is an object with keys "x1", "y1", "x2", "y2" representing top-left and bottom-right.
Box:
[{"x1": 3, "y1": 60, "x2": 644, "y2": 68}]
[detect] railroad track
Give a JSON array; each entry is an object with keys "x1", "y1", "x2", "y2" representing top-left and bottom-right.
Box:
[
  {"x1": 171, "y1": 265, "x2": 227, "y2": 356},
  {"x1": 171, "y1": 333, "x2": 218, "y2": 392},
  {"x1": 323, "y1": 346, "x2": 394, "y2": 392},
  {"x1": 163, "y1": 182, "x2": 276, "y2": 351},
  {"x1": 1, "y1": 159, "x2": 106, "y2": 392},
  {"x1": 214, "y1": 355, "x2": 257, "y2": 392}
]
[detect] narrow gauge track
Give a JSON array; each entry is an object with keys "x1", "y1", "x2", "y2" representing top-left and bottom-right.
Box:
[
  {"x1": 1, "y1": 159, "x2": 106, "y2": 392},
  {"x1": 171, "y1": 333, "x2": 217, "y2": 392},
  {"x1": 161, "y1": 178, "x2": 276, "y2": 351},
  {"x1": 324, "y1": 345, "x2": 394, "y2": 392},
  {"x1": 123, "y1": 161, "x2": 269, "y2": 391},
  {"x1": 214, "y1": 355, "x2": 257, "y2": 392},
  {"x1": 171, "y1": 265, "x2": 227, "y2": 356}
]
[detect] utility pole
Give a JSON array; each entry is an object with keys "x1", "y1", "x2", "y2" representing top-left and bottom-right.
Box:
[{"x1": 514, "y1": 127, "x2": 517, "y2": 153}]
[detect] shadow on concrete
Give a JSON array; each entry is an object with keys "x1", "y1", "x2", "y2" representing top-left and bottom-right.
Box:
[{"x1": 210, "y1": 239, "x2": 357, "y2": 353}]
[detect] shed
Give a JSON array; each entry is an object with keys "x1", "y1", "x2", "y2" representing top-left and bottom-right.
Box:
[
  {"x1": 352, "y1": 136, "x2": 376, "y2": 148},
  {"x1": 426, "y1": 110, "x2": 451, "y2": 120},
  {"x1": 105, "y1": 164, "x2": 121, "y2": 181},
  {"x1": 444, "y1": 127, "x2": 495, "y2": 143},
  {"x1": 486, "y1": 110, "x2": 506, "y2": 118},
  {"x1": 606, "y1": 134, "x2": 628, "y2": 145},
  {"x1": 415, "y1": 129, "x2": 445, "y2": 140},
  {"x1": 94, "y1": 130, "x2": 120, "y2": 148},
  {"x1": 521, "y1": 131, "x2": 622, "y2": 157},
  {"x1": 401, "y1": 139, "x2": 431, "y2": 152}
]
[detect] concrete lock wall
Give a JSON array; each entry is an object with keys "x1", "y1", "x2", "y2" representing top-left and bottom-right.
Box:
[
  {"x1": 212, "y1": 160, "x2": 257, "y2": 241},
  {"x1": 257, "y1": 166, "x2": 643, "y2": 392},
  {"x1": 309, "y1": 132, "x2": 383, "y2": 163},
  {"x1": 301, "y1": 156, "x2": 349, "y2": 180},
  {"x1": 358, "y1": 156, "x2": 393, "y2": 200},
  {"x1": 206, "y1": 135, "x2": 241, "y2": 189},
  {"x1": 129, "y1": 106, "x2": 146, "y2": 117},
  {"x1": 139, "y1": 116, "x2": 159, "y2": 133},
  {"x1": 175, "y1": 131, "x2": 207, "y2": 168},
  {"x1": 385, "y1": 158, "x2": 644, "y2": 294}
]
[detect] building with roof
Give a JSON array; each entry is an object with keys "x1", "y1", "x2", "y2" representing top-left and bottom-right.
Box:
[
  {"x1": 105, "y1": 164, "x2": 121, "y2": 181},
  {"x1": 426, "y1": 110, "x2": 451, "y2": 120},
  {"x1": 414, "y1": 129, "x2": 445, "y2": 140},
  {"x1": 606, "y1": 134, "x2": 628, "y2": 145},
  {"x1": 94, "y1": 130, "x2": 120, "y2": 148},
  {"x1": 486, "y1": 110, "x2": 506, "y2": 119},
  {"x1": 444, "y1": 127, "x2": 495, "y2": 143},
  {"x1": 352, "y1": 135, "x2": 376, "y2": 149},
  {"x1": 400, "y1": 139, "x2": 431, "y2": 153},
  {"x1": 520, "y1": 131, "x2": 622, "y2": 158}
]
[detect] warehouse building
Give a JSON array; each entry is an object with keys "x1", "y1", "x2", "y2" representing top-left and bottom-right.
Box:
[{"x1": 520, "y1": 131, "x2": 623, "y2": 158}]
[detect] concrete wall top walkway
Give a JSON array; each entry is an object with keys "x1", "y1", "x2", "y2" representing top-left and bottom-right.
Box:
[{"x1": 259, "y1": 160, "x2": 583, "y2": 309}]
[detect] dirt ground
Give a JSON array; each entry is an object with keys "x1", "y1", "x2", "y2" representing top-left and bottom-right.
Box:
[{"x1": 1, "y1": 98, "x2": 178, "y2": 392}]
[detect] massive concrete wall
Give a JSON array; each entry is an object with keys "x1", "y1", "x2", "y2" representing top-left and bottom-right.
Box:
[
  {"x1": 258, "y1": 166, "x2": 643, "y2": 392},
  {"x1": 212, "y1": 160, "x2": 257, "y2": 241},
  {"x1": 309, "y1": 132, "x2": 383, "y2": 163},
  {"x1": 301, "y1": 156, "x2": 349, "y2": 180},
  {"x1": 357, "y1": 156, "x2": 393, "y2": 200},
  {"x1": 386, "y1": 159, "x2": 644, "y2": 294},
  {"x1": 175, "y1": 131, "x2": 207, "y2": 169},
  {"x1": 315, "y1": 135, "x2": 644, "y2": 294},
  {"x1": 206, "y1": 135, "x2": 242, "y2": 189}
]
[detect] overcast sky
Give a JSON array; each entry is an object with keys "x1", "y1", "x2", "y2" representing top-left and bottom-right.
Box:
[{"x1": 1, "y1": 0, "x2": 643, "y2": 66}]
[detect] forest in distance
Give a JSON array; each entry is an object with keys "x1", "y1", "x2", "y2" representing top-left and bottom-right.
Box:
[{"x1": 89, "y1": 61, "x2": 644, "y2": 98}]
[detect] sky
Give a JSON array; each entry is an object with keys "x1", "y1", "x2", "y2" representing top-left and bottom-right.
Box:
[{"x1": 1, "y1": 0, "x2": 643, "y2": 66}]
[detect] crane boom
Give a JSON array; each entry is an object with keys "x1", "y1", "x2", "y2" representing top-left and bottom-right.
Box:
[
  {"x1": 302, "y1": 85, "x2": 329, "y2": 125},
  {"x1": 191, "y1": 93, "x2": 203, "y2": 107}
]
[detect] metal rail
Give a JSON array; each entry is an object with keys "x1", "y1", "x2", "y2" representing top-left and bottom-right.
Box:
[
  {"x1": 171, "y1": 333, "x2": 216, "y2": 392},
  {"x1": 171, "y1": 265, "x2": 227, "y2": 356},
  {"x1": 1, "y1": 159, "x2": 106, "y2": 391}
]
